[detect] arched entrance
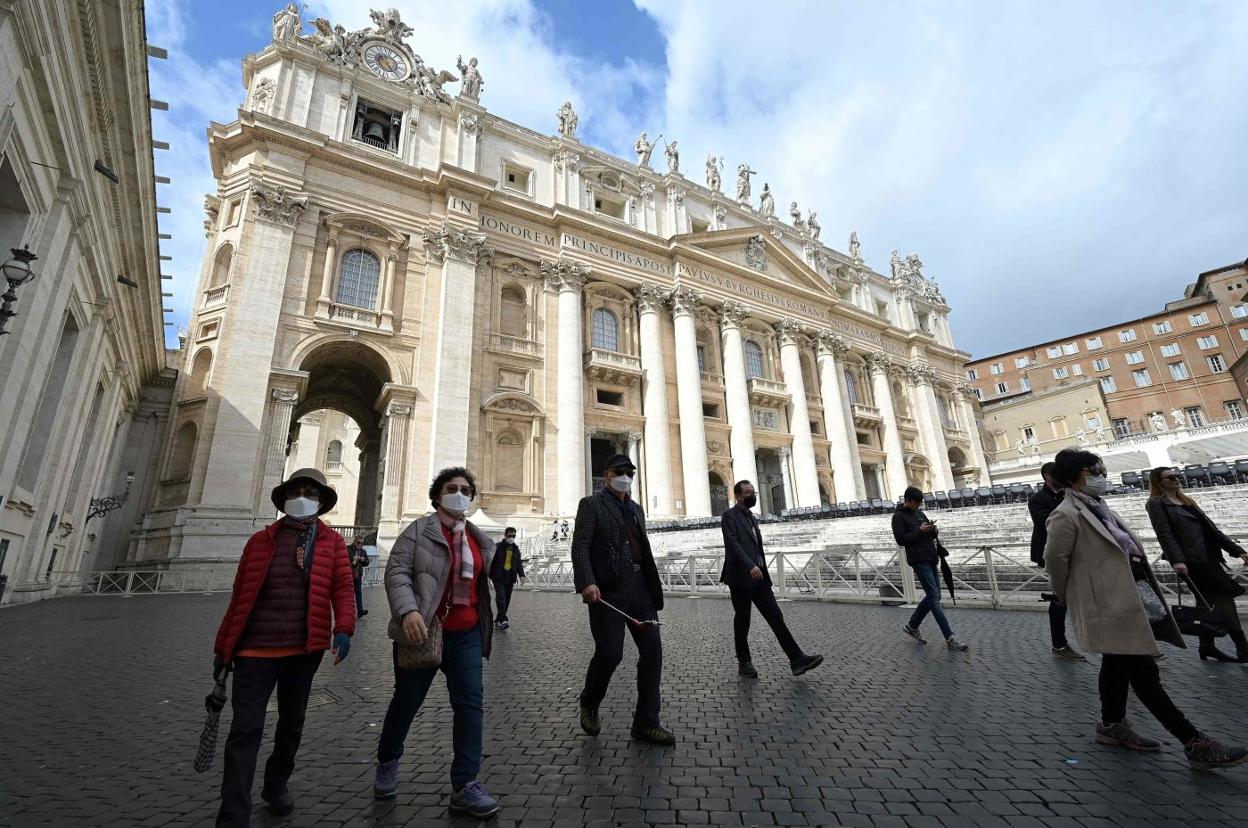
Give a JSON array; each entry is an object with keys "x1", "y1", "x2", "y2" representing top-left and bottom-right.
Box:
[
  {"x1": 948, "y1": 446, "x2": 974, "y2": 489},
  {"x1": 709, "y1": 471, "x2": 729, "y2": 516}
]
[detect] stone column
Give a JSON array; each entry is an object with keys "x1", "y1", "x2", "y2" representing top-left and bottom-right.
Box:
[
  {"x1": 354, "y1": 429, "x2": 380, "y2": 527},
  {"x1": 718, "y1": 301, "x2": 759, "y2": 498},
  {"x1": 868, "y1": 353, "x2": 909, "y2": 499},
  {"x1": 543, "y1": 258, "x2": 589, "y2": 515},
  {"x1": 634, "y1": 284, "x2": 674, "y2": 516},
  {"x1": 584, "y1": 427, "x2": 595, "y2": 495},
  {"x1": 554, "y1": 149, "x2": 581, "y2": 208},
  {"x1": 956, "y1": 383, "x2": 991, "y2": 486},
  {"x1": 908, "y1": 363, "x2": 955, "y2": 490},
  {"x1": 376, "y1": 383, "x2": 417, "y2": 538},
  {"x1": 777, "y1": 447, "x2": 795, "y2": 511},
  {"x1": 257, "y1": 384, "x2": 301, "y2": 517},
  {"x1": 668, "y1": 285, "x2": 712, "y2": 517},
  {"x1": 379, "y1": 246, "x2": 398, "y2": 331},
  {"x1": 423, "y1": 222, "x2": 491, "y2": 478},
  {"x1": 775, "y1": 319, "x2": 820, "y2": 508},
  {"x1": 814, "y1": 332, "x2": 862, "y2": 502},
  {"x1": 317, "y1": 235, "x2": 338, "y2": 314},
  {"x1": 626, "y1": 431, "x2": 642, "y2": 505}
]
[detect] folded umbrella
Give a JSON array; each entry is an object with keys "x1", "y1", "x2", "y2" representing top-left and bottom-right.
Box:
[
  {"x1": 193, "y1": 667, "x2": 230, "y2": 773},
  {"x1": 937, "y1": 542, "x2": 956, "y2": 605}
]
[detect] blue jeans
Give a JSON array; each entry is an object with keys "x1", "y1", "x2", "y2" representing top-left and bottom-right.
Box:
[
  {"x1": 909, "y1": 563, "x2": 953, "y2": 639},
  {"x1": 377, "y1": 626, "x2": 483, "y2": 789}
]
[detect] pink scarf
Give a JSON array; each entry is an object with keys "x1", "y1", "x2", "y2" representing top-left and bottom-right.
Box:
[{"x1": 436, "y1": 511, "x2": 474, "y2": 606}]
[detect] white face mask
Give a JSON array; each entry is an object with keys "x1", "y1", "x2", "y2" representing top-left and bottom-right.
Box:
[
  {"x1": 283, "y1": 496, "x2": 319, "y2": 518},
  {"x1": 441, "y1": 491, "x2": 472, "y2": 513},
  {"x1": 609, "y1": 475, "x2": 633, "y2": 494},
  {"x1": 1083, "y1": 474, "x2": 1109, "y2": 497}
]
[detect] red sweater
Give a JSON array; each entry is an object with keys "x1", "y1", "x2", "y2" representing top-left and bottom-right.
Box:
[
  {"x1": 439, "y1": 524, "x2": 484, "y2": 632},
  {"x1": 214, "y1": 519, "x2": 356, "y2": 661}
]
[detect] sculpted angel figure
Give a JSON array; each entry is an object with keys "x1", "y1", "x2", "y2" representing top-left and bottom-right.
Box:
[
  {"x1": 905, "y1": 253, "x2": 924, "y2": 278},
  {"x1": 369, "y1": 7, "x2": 414, "y2": 43}
]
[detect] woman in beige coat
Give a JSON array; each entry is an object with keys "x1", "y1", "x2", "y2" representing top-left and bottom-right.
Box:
[{"x1": 1045, "y1": 449, "x2": 1246, "y2": 770}]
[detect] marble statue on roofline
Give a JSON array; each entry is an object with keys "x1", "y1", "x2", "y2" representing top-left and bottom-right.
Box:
[
  {"x1": 273, "y1": 3, "x2": 300, "y2": 42},
  {"x1": 736, "y1": 163, "x2": 755, "y2": 201},
  {"x1": 706, "y1": 155, "x2": 722, "y2": 191},
  {"x1": 665, "y1": 140, "x2": 679, "y2": 175},
  {"x1": 807, "y1": 212, "x2": 820, "y2": 240},
  {"x1": 456, "y1": 56, "x2": 483, "y2": 100},
  {"x1": 369, "y1": 7, "x2": 414, "y2": 45},
  {"x1": 849, "y1": 231, "x2": 861, "y2": 260},
  {"x1": 890, "y1": 250, "x2": 904, "y2": 280},
  {"x1": 635, "y1": 132, "x2": 654, "y2": 168},
  {"x1": 759, "y1": 183, "x2": 774, "y2": 217},
  {"x1": 557, "y1": 101, "x2": 578, "y2": 139}
]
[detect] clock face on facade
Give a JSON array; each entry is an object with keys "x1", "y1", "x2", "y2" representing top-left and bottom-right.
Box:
[{"x1": 362, "y1": 42, "x2": 410, "y2": 81}]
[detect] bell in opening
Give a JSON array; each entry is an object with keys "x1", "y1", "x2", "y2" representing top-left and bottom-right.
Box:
[{"x1": 362, "y1": 120, "x2": 388, "y2": 147}]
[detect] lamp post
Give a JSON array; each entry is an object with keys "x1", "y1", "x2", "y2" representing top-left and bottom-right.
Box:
[
  {"x1": 0, "y1": 246, "x2": 39, "y2": 336},
  {"x1": 87, "y1": 471, "x2": 136, "y2": 522}
]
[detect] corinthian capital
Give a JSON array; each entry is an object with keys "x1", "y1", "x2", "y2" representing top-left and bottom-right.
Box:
[
  {"x1": 866, "y1": 352, "x2": 893, "y2": 374},
  {"x1": 633, "y1": 283, "x2": 666, "y2": 314},
  {"x1": 773, "y1": 318, "x2": 805, "y2": 347},
  {"x1": 667, "y1": 284, "x2": 703, "y2": 317},
  {"x1": 250, "y1": 183, "x2": 307, "y2": 226},
  {"x1": 718, "y1": 300, "x2": 747, "y2": 330},
  {"x1": 422, "y1": 222, "x2": 491, "y2": 266},
  {"x1": 906, "y1": 362, "x2": 938, "y2": 386},
  {"x1": 955, "y1": 381, "x2": 977, "y2": 400},
  {"x1": 813, "y1": 330, "x2": 849, "y2": 358},
  {"x1": 540, "y1": 257, "x2": 589, "y2": 292}
]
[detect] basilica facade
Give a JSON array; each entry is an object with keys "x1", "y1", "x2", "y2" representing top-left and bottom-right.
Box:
[{"x1": 133, "y1": 6, "x2": 988, "y2": 566}]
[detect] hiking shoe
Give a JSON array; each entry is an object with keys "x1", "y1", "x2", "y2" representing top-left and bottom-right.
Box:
[
  {"x1": 1052, "y1": 646, "x2": 1086, "y2": 661},
  {"x1": 1185, "y1": 735, "x2": 1248, "y2": 770},
  {"x1": 260, "y1": 785, "x2": 294, "y2": 815},
  {"x1": 1096, "y1": 720, "x2": 1161, "y2": 752},
  {"x1": 500, "y1": 619, "x2": 510, "y2": 631},
  {"x1": 373, "y1": 759, "x2": 399, "y2": 800},
  {"x1": 791, "y1": 653, "x2": 824, "y2": 676},
  {"x1": 903, "y1": 624, "x2": 926, "y2": 644},
  {"x1": 578, "y1": 701, "x2": 600, "y2": 736},
  {"x1": 631, "y1": 723, "x2": 677, "y2": 746},
  {"x1": 449, "y1": 781, "x2": 500, "y2": 819},
  {"x1": 738, "y1": 660, "x2": 759, "y2": 678},
  {"x1": 946, "y1": 636, "x2": 969, "y2": 652}
]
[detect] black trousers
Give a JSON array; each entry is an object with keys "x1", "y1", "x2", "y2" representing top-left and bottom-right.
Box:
[
  {"x1": 1048, "y1": 600, "x2": 1069, "y2": 649},
  {"x1": 493, "y1": 578, "x2": 515, "y2": 622},
  {"x1": 580, "y1": 569, "x2": 662, "y2": 728},
  {"x1": 729, "y1": 582, "x2": 803, "y2": 664},
  {"x1": 216, "y1": 651, "x2": 323, "y2": 828},
  {"x1": 1098, "y1": 653, "x2": 1197, "y2": 744}
]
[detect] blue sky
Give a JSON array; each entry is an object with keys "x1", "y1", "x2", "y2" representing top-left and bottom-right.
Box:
[{"x1": 148, "y1": 1, "x2": 1248, "y2": 358}]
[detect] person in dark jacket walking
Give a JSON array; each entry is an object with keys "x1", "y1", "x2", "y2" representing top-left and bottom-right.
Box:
[
  {"x1": 349, "y1": 537, "x2": 370, "y2": 617},
  {"x1": 489, "y1": 527, "x2": 525, "y2": 630},
  {"x1": 720, "y1": 480, "x2": 823, "y2": 678},
  {"x1": 572, "y1": 453, "x2": 674, "y2": 746},
  {"x1": 1029, "y1": 462, "x2": 1083, "y2": 660},
  {"x1": 894, "y1": 486, "x2": 969, "y2": 651},
  {"x1": 1146, "y1": 466, "x2": 1248, "y2": 662},
  {"x1": 211, "y1": 468, "x2": 356, "y2": 827}
]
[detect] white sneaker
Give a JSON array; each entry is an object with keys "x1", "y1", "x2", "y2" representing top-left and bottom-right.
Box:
[{"x1": 902, "y1": 624, "x2": 926, "y2": 644}]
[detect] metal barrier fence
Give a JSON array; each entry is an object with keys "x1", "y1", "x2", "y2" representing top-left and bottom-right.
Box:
[{"x1": 39, "y1": 564, "x2": 386, "y2": 598}]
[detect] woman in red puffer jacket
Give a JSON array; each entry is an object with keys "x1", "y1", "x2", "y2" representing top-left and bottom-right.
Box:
[{"x1": 211, "y1": 468, "x2": 356, "y2": 828}]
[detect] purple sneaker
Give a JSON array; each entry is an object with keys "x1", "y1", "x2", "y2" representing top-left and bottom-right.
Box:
[
  {"x1": 449, "y1": 780, "x2": 500, "y2": 819},
  {"x1": 373, "y1": 759, "x2": 399, "y2": 800}
]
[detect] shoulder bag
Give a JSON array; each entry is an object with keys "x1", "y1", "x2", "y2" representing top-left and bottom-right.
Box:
[{"x1": 1171, "y1": 576, "x2": 1228, "y2": 638}]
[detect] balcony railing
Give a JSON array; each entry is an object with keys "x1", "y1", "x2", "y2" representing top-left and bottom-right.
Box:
[
  {"x1": 851, "y1": 403, "x2": 882, "y2": 423},
  {"x1": 747, "y1": 376, "x2": 789, "y2": 406},
  {"x1": 896, "y1": 415, "x2": 917, "y2": 430},
  {"x1": 584, "y1": 348, "x2": 642, "y2": 385},
  {"x1": 489, "y1": 333, "x2": 541, "y2": 358},
  {"x1": 202, "y1": 284, "x2": 228, "y2": 308},
  {"x1": 326, "y1": 302, "x2": 380, "y2": 328},
  {"x1": 700, "y1": 370, "x2": 724, "y2": 386}
]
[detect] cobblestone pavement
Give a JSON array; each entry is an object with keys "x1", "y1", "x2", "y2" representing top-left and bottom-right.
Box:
[{"x1": 3, "y1": 588, "x2": 1248, "y2": 827}]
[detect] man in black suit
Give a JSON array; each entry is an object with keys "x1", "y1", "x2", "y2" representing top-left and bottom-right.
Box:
[
  {"x1": 571, "y1": 453, "x2": 673, "y2": 746},
  {"x1": 1028, "y1": 461, "x2": 1084, "y2": 661},
  {"x1": 721, "y1": 481, "x2": 824, "y2": 678}
]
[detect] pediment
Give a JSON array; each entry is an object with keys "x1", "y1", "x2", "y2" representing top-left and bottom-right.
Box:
[{"x1": 676, "y1": 227, "x2": 839, "y2": 300}]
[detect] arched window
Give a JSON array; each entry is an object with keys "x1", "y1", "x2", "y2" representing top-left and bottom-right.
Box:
[
  {"x1": 211, "y1": 245, "x2": 232, "y2": 288},
  {"x1": 591, "y1": 308, "x2": 619, "y2": 351},
  {"x1": 495, "y1": 429, "x2": 524, "y2": 492},
  {"x1": 336, "y1": 248, "x2": 381, "y2": 309},
  {"x1": 169, "y1": 422, "x2": 197, "y2": 480},
  {"x1": 844, "y1": 368, "x2": 859, "y2": 405},
  {"x1": 326, "y1": 439, "x2": 343, "y2": 465},
  {"x1": 188, "y1": 349, "x2": 213, "y2": 397},
  {"x1": 744, "y1": 340, "x2": 764, "y2": 379},
  {"x1": 500, "y1": 284, "x2": 527, "y2": 338}
]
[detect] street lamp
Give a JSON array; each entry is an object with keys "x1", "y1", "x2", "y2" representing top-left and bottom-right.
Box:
[
  {"x1": 87, "y1": 471, "x2": 136, "y2": 522},
  {"x1": 0, "y1": 245, "x2": 39, "y2": 336}
]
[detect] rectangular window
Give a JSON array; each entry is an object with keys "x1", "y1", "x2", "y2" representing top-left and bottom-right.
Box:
[
  {"x1": 1093, "y1": 358, "x2": 1110, "y2": 371},
  {"x1": 1112, "y1": 418, "x2": 1130, "y2": 438},
  {"x1": 1133, "y1": 369, "x2": 1152, "y2": 387},
  {"x1": 1022, "y1": 426, "x2": 1036, "y2": 441},
  {"x1": 1015, "y1": 356, "x2": 1030, "y2": 368},
  {"x1": 1169, "y1": 362, "x2": 1190, "y2": 380},
  {"x1": 995, "y1": 381, "x2": 1009, "y2": 394},
  {"x1": 966, "y1": 368, "x2": 979, "y2": 380},
  {"x1": 1071, "y1": 364, "x2": 1083, "y2": 375},
  {"x1": 1160, "y1": 343, "x2": 1181, "y2": 357},
  {"x1": 973, "y1": 388, "x2": 983, "y2": 400},
  {"x1": 810, "y1": 420, "x2": 821, "y2": 435},
  {"x1": 1100, "y1": 376, "x2": 1118, "y2": 393},
  {"x1": 1232, "y1": 304, "x2": 1248, "y2": 319},
  {"x1": 593, "y1": 193, "x2": 627, "y2": 220},
  {"x1": 1207, "y1": 354, "x2": 1227, "y2": 373},
  {"x1": 1086, "y1": 336, "x2": 1103, "y2": 349},
  {"x1": 1197, "y1": 335, "x2": 1218, "y2": 349},
  {"x1": 1119, "y1": 329, "x2": 1137, "y2": 342},
  {"x1": 502, "y1": 163, "x2": 533, "y2": 194},
  {"x1": 696, "y1": 344, "x2": 707, "y2": 373},
  {"x1": 1184, "y1": 407, "x2": 1204, "y2": 428},
  {"x1": 1019, "y1": 377, "x2": 1031, "y2": 391},
  {"x1": 596, "y1": 389, "x2": 624, "y2": 406},
  {"x1": 1240, "y1": 328, "x2": 1248, "y2": 342},
  {"x1": 351, "y1": 98, "x2": 402, "y2": 153},
  {"x1": 1125, "y1": 351, "x2": 1144, "y2": 365},
  {"x1": 1046, "y1": 346, "x2": 1062, "y2": 359},
  {"x1": 1062, "y1": 342, "x2": 1079, "y2": 355},
  {"x1": 990, "y1": 362, "x2": 1004, "y2": 375},
  {"x1": 1052, "y1": 367, "x2": 1069, "y2": 379},
  {"x1": 1086, "y1": 414, "x2": 1102, "y2": 430},
  {"x1": 1153, "y1": 320, "x2": 1173, "y2": 334},
  {"x1": 1189, "y1": 312, "x2": 1209, "y2": 326},
  {"x1": 1050, "y1": 418, "x2": 1069, "y2": 438},
  {"x1": 1226, "y1": 400, "x2": 1244, "y2": 420},
  {"x1": 702, "y1": 402, "x2": 720, "y2": 418},
  {"x1": 690, "y1": 218, "x2": 710, "y2": 234}
]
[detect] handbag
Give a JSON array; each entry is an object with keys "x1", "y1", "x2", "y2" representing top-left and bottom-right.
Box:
[
  {"x1": 1134, "y1": 579, "x2": 1168, "y2": 623},
  {"x1": 394, "y1": 584, "x2": 454, "y2": 670},
  {"x1": 1171, "y1": 576, "x2": 1228, "y2": 638}
]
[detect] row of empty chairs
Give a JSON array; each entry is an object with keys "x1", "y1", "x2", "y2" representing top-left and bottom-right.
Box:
[{"x1": 1120, "y1": 460, "x2": 1248, "y2": 490}]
